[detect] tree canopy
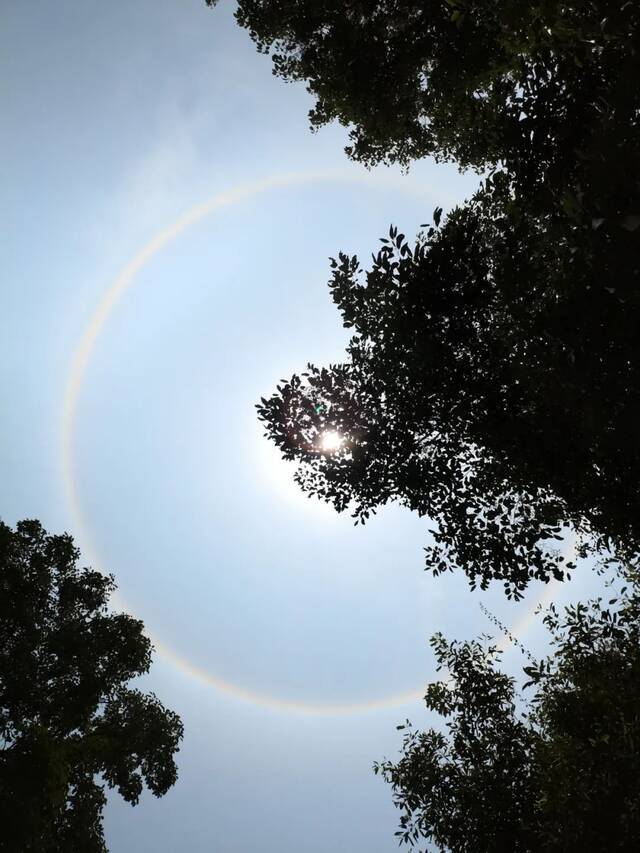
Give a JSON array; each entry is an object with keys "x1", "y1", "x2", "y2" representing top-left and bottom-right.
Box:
[
  {"x1": 0, "y1": 519, "x2": 183, "y2": 853},
  {"x1": 213, "y1": 0, "x2": 640, "y2": 595},
  {"x1": 210, "y1": 2, "x2": 639, "y2": 846},
  {"x1": 375, "y1": 558, "x2": 640, "y2": 851},
  {"x1": 257, "y1": 177, "x2": 640, "y2": 596},
  {"x1": 209, "y1": 0, "x2": 640, "y2": 227}
]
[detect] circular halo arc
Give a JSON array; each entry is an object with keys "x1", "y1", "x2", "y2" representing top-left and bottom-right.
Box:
[{"x1": 61, "y1": 170, "x2": 556, "y2": 715}]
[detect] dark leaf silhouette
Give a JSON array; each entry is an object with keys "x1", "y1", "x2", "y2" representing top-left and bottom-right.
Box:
[
  {"x1": 257, "y1": 178, "x2": 640, "y2": 595},
  {"x1": 0, "y1": 519, "x2": 183, "y2": 852},
  {"x1": 375, "y1": 559, "x2": 640, "y2": 851}
]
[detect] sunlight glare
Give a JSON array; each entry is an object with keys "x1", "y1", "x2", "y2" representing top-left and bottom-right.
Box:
[{"x1": 320, "y1": 430, "x2": 344, "y2": 452}]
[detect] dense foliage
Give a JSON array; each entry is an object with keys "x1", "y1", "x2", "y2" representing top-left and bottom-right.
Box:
[
  {"x1": 209, "y1": 3, "x2": 640, "y2": 848},
  {"x1": 0, "y1": 520, "x2": 183, "y2": 853},
  {"x1": 257, "y1": 179, "x2": 640, "y2": 595},
  {"x1": 209, "y1": 0, "x2": 640, "y2": 227},
  {"x1": 224, "y1": 0, "x2": 640, "y2": 595},
  {"x1": 375, "y1": 559, "x2": 640, "y2": 851}
]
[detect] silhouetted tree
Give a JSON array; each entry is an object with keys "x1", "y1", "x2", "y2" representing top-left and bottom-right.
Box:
[
  {"x1": 375, "y1": 558, "x2": 640, "y2": 852},
  {"x1": 208, "y1": 0, "x2": 640, "y2": 228},
  {"x1": 0, "y1": 519, "x2": 183, "y2": 853},
  {"x1": 257, "y1": 181, "x2": 640, "y2": 595},
  {"x1": 212, "y1": 3, "x2": 639, "y2": 594}
]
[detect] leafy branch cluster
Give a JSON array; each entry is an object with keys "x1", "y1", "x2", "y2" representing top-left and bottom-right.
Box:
[
  {"x1": 375, "y1": 559, "x2": 640, "y2": 851},
  {"x1": 214, "y1": 0, "x2": 640, "y2": 228},
  {"x1": 257, "y1": 174, "x2": 639, "y2": 595},
  {"x1": 0, "y1": 520, "x2": 183, "y2": 852}
]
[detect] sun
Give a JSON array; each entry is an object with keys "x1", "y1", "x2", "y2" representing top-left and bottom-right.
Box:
[{"x1": 319, "y1": 430, "x2": 344, "y2": 452}]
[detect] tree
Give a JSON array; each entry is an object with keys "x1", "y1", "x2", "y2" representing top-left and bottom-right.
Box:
[
  {"x1": 0, "y1": 519, "x2": 184, "y2": 853},
  {"x1": 215, "y1": 1, "x2": 639, "y2": 595},
  {"x1": 374, "y1": 558, "x2": 640, "y2": 852},
  {"x1": 257, "y1": 180, "x2": 640, "y2": 596},
  {"x1": 208, "y1": 1, "x2": 640, "y2": 227}
]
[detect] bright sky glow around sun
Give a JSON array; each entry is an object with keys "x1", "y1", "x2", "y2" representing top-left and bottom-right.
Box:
[
  {"x1": 320, "y1": 430, "x2": 344, "y2": 452},
  {"x1": 1, "y1": 2, "x2": 608, "y2": 851}
]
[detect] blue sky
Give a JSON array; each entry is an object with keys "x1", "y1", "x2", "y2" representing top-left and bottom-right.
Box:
[{"x1": 1, "y1": 2, "x2": 606, "y2": 851}]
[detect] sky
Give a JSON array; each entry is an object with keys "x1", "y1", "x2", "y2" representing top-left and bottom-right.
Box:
[{"x1": 1, "y1": 2, "x2": 607, "y2": 851}]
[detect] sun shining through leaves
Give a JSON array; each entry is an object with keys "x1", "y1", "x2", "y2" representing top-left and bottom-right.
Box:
[{"x1": 319, "y1": 430, "x2": 344, "y2": 452}]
